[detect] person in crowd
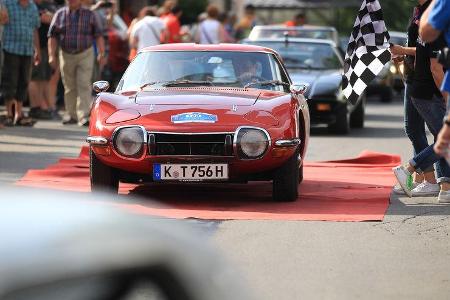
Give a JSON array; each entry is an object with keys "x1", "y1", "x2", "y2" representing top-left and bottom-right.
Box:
[
  {"x1": 219, "y1": 12, "x2": 236, "y2": 43},
  {"x1": 389, "y1": 0, "x2": 436, "y2": 196},
  {"x1": 162, "y1": 5, "x2": 183, "y2": 43},
  {"x1": 90, "y1": 0, "x2": 115, "y2": 82},
  {"x1": 48, "y1": 0, "x2": 105, "y2": 126},
  {"x1": 1, "y1": 0, "x2": 40, "y2": 126},
  {"x1": 420, "y1": 0, "x2": 450, "y2": 199},
  {"x1": 196, "y1": 4, "x2": 225, "y2": 44},
  {"x1": 127, "y1": 6, "x2": 152, "y2": 61},
  {"x1": 28, "y1": 0, "x2": 57, "y2": 120},
  {"x1": 158, "y1": 0, "x2": 175, "y2": 18},
  {"x1": 234, "y1": 4, "x2": 258, "y2": 40},
  {"x1": 129, "y1": 6, "x2": 167, "y2": 53},
  {"x1": 391, "y1": 0, "x2": 450, "y2": 202},
  {"x1": 285, "y1": 11, "x2": 307, "y2": 27}
]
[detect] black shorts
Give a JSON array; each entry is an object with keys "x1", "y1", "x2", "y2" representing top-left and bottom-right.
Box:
[
  {"x1": 31, "y1": 48, "x2": 51, "y2": 81},
  {"x1": 1, "y1": 51, "x2": 32, "y2": 103}
]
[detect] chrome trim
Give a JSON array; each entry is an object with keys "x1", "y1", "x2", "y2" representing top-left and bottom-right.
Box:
[
  {"x1": 86, "y1": 136, "x2": 108, "y2": 146},
  {"x1": 93, "y1": 81, "x2": 110, "y2": 93},
  {"x1": 111, "y1": 125, "x2": 148, "y2": 161},
  {"x1": 233, "y1": 126, "x2": 271, "y2": 160},
  {"x1": 275, "y1": 138, "x2": 301, "y2": 147},
  {"x1": 148, "y1": 131, "x2": 234, "y2": 135}
]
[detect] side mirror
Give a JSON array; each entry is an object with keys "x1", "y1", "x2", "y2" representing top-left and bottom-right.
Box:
[
  {"x1": 93, "y1": 81, "x2": 110, "y2": 93},
  {"x1": 290, "y1": 83, "x2": 308, "y2": 96}
]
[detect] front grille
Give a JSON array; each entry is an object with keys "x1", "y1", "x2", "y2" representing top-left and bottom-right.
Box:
[{"x1": 148, "y1": 133, "x2": 234, "y2": 156}]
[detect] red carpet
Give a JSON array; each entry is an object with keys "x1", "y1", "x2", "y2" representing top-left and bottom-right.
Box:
[{"x1": 16, "y1": 146, "x2": 399, "y2": 222}]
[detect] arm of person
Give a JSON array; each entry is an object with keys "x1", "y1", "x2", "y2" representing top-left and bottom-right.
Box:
[
  {"x1": 430, "y1": 58, "x2": 447, "y2": 99},
  {"x1": 0, "y1": 4, "x2": 8, "y2": 25},
  {"x1": 48, "y1": 37, "x2": 58, "y2": 70},
  {"x1": 419, "y1": 0, "x2": 441, "y2": 43},
  {"x1": 96, "y1": 35, "x2": 106, "y2": 64},
  {"x1": 33, "y1": 30, "x2": 41, "y2": 66},
  {"x1": 434, "y1": 115, "x2": 450, "y2": 156},
  {"x1": 218, "y1": 24, "x2": 227, "y2": 43}
]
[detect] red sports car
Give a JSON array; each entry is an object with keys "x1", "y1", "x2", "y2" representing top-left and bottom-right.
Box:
[{"x1": 87, "y1": 44, "x2": 310, "y2": 202}]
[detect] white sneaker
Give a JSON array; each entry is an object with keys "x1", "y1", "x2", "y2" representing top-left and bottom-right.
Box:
[
  {"x1": 393, "y1": 182, "x2": 419, "y2": 195},
  {"x1": 438, "y1": 190, "x2": 450, "y2": 203},
  {"x1": 411, "y1": 182, "x2": 440, "y2": 197},
  {"x1": 392, "y1": 165, "x2": 412, "y2": 197}
]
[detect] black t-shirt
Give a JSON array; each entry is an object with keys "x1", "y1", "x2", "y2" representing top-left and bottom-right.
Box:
[
  {"x1": 411, "y1": 34, "x2": 447, "y2": 99},
  {"x1": 405, "y1": 0, "x2": 432, "y2": 84},
  {"x1": 37, "y1": 1, "x2": 56, "y2": 49}
]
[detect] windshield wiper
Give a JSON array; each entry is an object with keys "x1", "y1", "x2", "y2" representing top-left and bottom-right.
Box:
[
  {"x1": 244, "y1": 80, "x2": 290, "y2": 89},
  {"x1": 162, "y1": 80, "x2": 214, "y2": 87},
  {"x1": 139, "y1": 81, "x2": 165, "y2": 90}
]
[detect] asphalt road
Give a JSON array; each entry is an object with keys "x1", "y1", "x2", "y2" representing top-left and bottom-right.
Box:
[{"x1": 1, "y1": 98, "x2": 450, "y2": 299}]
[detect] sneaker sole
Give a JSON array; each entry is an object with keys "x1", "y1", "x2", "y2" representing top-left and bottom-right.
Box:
[
  {"x1": 393, "y1": 169, "x2": 412, "y2": 197},
  {"x1": 412, "y1": 192, "x2": 440, "y2": 197}
]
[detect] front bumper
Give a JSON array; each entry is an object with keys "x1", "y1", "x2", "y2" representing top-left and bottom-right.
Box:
[{"x1": 308, "y1": 99, "x2": 346, "y2": 125}]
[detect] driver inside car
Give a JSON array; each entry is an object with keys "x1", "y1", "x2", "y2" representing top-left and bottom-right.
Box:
[{"x1": 236, "y1": 58, "x2": 263, "y2": 87}]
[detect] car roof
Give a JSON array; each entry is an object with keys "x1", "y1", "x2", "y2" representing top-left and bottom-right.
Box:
[
  {"x1": 389, "y1": 31, "x2": 407, "y2": 38},
  {"x1": 252, "y1": 25, "x2": 337, "y2": 32},
  {"x1": 140, "y1": 43, "x2": 278, "y2": 54},
  {"x1": 243, "y1": 37, "x2": 337, "y2": 47}
]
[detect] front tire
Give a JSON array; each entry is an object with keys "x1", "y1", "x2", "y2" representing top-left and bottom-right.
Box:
[
  {"x1": 90, "y1": 148, "x2": 119, "y2": 193},
  {"x1": 328, "y1": 106, "x2": 349, "y2": 134},
  {"x1": 273, "y1": 150, "x2": 300, "y2": 202},
  {"x1": 350, "y1": 97, "x2": 365, "y2": 128}
]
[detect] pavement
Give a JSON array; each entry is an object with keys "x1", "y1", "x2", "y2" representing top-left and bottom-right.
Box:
[{"x1": 1, "y1": 99, "x2": 450, "y2": 299}]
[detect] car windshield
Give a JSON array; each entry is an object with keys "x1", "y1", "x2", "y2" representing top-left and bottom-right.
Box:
[
  {"x1": 246, "y1": 41, "x2": 343, "y2": 70},
  {"x1": 117, "y1": 51, "x2": 288, "y2": 92},
  {"x1": 249, "y1": 28, "x2": 337, "y2": 42}
]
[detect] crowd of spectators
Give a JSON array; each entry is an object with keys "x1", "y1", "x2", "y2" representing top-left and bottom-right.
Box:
[{"x1": 0, "y1": 0, "x2": 265, "y2": 128}]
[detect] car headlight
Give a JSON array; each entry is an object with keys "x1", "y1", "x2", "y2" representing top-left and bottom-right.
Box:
[
  {"x1": 235, "y1": 127, "x2": 269, "y2": 159},
  {"x1": 112, "y1": 126, "x2": 147, "y2": 158},
  {"x1": 389, "y1": 64, "x2": 397, "y2": 74}
]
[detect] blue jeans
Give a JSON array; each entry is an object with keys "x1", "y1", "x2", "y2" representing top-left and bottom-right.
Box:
[
  {"x1": 410, "y1": 94, "x2": 450, "y2": 184},
  {"x1": 403, "y1": 84, "x2": 432, "y2": 171}
]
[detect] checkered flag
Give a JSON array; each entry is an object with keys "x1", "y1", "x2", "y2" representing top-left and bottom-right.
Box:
[{"x1": 342, "y1": 0, "x2": 391, "y2": 105}]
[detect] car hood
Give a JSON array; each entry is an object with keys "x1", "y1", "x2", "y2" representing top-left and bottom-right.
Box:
[
  {"x1": 289, "y1": 69, "x2": 342, "y2": 98},
  {"x1": 134, "y1": 87, "x2": 263, "y2": 106}
]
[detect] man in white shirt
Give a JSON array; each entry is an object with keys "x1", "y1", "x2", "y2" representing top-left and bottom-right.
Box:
[{"x1": 130, "y1": 6, "x2": 167, "y2": 52}]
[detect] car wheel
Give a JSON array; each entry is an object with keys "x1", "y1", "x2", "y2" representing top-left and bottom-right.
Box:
[
  {"x1": 273, "y1": 150, "x2": 300, "y2": 202},
  {"x1": 328, "y1": 107, "x2": 349, "y2": 134},
  {"x1": 90, "y1": 148, "x2": 119, "y2": 193},
  {"x1": 298, "y1": 163, "x2": 304, "y2": 184},
  {"x1": 379, "y1": 86, "x2": 393, "y2": 102},
  {"x1": 350, "y1": 97, "x2": 365, "y2": 128}
]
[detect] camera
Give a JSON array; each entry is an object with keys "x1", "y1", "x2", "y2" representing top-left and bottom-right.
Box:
[{"x1": 433, "y1": 48, "x2": 450, "y2": 68}]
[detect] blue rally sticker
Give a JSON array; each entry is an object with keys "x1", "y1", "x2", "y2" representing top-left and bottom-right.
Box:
[
  {"x1": 171, "y1": 112, "x2": 218, "y2": 124},
  {"x1": 153, "y1": 164, "x2": 161, "y2": 181}
]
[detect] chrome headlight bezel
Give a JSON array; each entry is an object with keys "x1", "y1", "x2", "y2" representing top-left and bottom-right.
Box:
[
  {"x1": 234, "y1": 126, "x2": 270, "y2": 160},
  {"x1": 112, "y1": 125, "x2": 147, "y2": 159}
]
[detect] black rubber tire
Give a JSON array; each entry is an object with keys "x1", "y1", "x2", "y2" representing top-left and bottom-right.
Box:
[
  {"x1": 328, "y1": 107, "x2": 349, "y2": 134},
  {"x1": 273, "y1": 150, "x2": 300, "y2": 202},
  {"x1": 350, "y1": 97, "x2": 365, "y2": 128},
  {"x1": 90, "y1": 148, "x2": 119, "y2": 193},
  {"x1": 379, "y1": 86, "x2": 393, "y2": 103}
]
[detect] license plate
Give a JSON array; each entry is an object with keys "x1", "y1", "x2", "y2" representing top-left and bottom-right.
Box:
[{"x1": 153, "y1": 164, "x2": 228, "y2": 181}]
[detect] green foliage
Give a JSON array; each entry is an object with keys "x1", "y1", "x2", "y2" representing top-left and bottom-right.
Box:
[
  {"x1": 177, "y1": 0, "x2": 208, "y2": 25},
  {"x1": 335, "y1": 0, "x2": 416, "y2": 37}
]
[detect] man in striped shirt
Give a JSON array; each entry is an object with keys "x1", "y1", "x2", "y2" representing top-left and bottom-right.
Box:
[{"x1": 48, "y1": 0, "x2": 105, "y2": 126}]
